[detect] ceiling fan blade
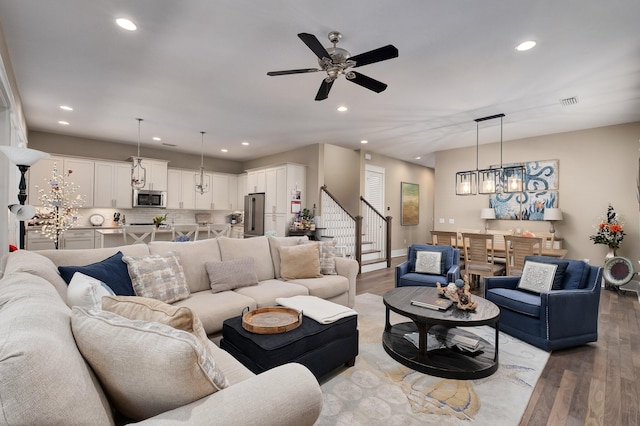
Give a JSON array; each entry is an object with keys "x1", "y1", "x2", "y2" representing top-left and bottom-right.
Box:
[
  {"x1": 315, "y1": 79, "x2": 334, "y2": 101},
  {"x1": 267, "y1": 68, "x2": 320, "y2": 76},
  {"x1": 298, "y1": 33, "x2": 331, "y2": 60},
  {"x1": 350, "y1": 45, "x2": 399, "y2": 68},
  {"x1": 348, "y1": 71, "x2": 388, "y2": 93}
]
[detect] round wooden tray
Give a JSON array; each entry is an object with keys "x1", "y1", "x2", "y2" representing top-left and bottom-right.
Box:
[{"x1": 242, "y1": 306, "x2": 302, "y2": 334}]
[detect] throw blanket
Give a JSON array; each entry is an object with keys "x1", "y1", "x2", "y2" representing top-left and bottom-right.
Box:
[{"x1": 275, "y1": 296, "x2": 357, "y2": 324}]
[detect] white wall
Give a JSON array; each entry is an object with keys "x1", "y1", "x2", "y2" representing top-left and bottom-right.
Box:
[{"x1": 434, "y1": 122, "x2": 640, "y2": 267}]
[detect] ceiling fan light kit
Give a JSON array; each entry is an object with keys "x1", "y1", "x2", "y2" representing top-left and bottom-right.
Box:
[{"x1": 267, "y1": 31, "x2": 398, "y2": 101}]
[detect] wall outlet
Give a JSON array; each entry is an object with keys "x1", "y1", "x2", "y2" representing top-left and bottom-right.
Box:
[
  {"x1": 439, "y1": 218, "x2": 445, "y2": 224},
  {"x1": 403, "y1": 239, "x2": 406, "y2": 244},
  {"x1": 449, "y1": 218, "x2": 455, "y2": 224}
]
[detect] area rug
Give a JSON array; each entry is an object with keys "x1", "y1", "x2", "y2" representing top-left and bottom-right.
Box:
[{"x1": 315, "y1": 293, "x2": 549, "y2": 425}]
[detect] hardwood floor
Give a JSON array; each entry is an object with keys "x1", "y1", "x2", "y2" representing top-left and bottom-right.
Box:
[{"x1": 356, "y1": 257, "x2": 635, "y2": 426}]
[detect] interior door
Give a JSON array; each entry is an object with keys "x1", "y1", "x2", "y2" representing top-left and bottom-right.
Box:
[{"x1": 365, "y1": 165, "x2": 385, "y2": 214}]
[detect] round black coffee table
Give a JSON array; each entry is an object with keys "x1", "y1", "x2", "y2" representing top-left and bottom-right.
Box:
[{"x1": 382, "y1": 286, "x2": 500, "y2": 379}]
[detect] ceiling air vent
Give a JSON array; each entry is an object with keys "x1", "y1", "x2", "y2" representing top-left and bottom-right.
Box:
[
  {"x1": 162, "y1": 142, "x2": 177, "y2": 147},
  {"x1": 560, "y1": 97, "x2": 578, "y2": 106}
]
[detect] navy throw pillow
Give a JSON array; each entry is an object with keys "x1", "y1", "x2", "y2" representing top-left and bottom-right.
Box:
[
  {"x1": 58, "y1": 251, "x2": 135, "y2": 296},
  {"x1": 524, "y1": 256, "x2": 570, "y2": 290}
]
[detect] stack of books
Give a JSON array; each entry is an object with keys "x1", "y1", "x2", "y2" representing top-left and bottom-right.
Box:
[
  {"x1": 451, "y1": 334, "x2": 481, "y2": 352},
  {"x1": 410, "y1": 294, "x2": 453, "y2": 311}
]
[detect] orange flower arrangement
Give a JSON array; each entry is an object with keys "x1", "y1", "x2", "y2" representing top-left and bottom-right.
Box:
[{"x1": 589, "y1": 204, "x2": 625, "y2": 249}]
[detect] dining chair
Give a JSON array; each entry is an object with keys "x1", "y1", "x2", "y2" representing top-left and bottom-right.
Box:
[
  {"x1": 462, "y1": 232, "x2": 506, "y2": 287},
  {"x1": 171, "y1": 224, "x2": 200, "y2": 242},
  {"x1": 122, "y1": 225, "x2": 156, "y2": 245},
  {"x1": 207, "y1": 223, "x2": 231, "y2": 238},
  {"x1": 430, "y1": 230, "x2": 458, "y2": 246},
  {"x1": 504, "y1": 235, "x2": 543, "y2": 276}
]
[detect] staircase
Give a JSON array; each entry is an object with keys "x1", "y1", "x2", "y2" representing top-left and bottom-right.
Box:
[{"x1": 320, "y1": 186, "x2": 391, "y2": 274}]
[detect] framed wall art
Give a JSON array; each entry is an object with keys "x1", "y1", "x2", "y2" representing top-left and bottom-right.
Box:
[{"x1": 401, "y1": 182, "x2": 419, "y2": 225}]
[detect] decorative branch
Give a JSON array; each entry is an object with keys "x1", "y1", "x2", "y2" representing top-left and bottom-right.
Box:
[{"x1": 36, "y1": 163, "x2": 85, "y2": 249}]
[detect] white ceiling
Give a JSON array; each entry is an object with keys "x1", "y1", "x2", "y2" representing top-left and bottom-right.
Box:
[{"x1": 1, "y1": 0, "x2": 639, "y2": 167}]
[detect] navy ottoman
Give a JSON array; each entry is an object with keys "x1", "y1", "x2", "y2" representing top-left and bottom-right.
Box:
[{"x1": 220, "y1": 313, "x2": 358, "y2": 379}]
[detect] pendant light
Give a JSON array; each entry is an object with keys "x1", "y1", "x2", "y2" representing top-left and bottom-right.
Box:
[
  {"x1": 131, "y1": 118, "x2": 146, "y2": 189},
  {"x1": 195, "y1": 131, "x2": 209, "y2": 194},
  {"x1": 455, "y1": 121, "x2": 479, "y2": 195},
  {"x1": 477, "y1": 114, "x2": 504, "y2": 195}
]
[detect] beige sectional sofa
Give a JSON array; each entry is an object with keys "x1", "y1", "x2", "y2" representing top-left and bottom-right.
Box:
[{"x1": 0, "y1": 235, "x2": 358, "y2": 425}]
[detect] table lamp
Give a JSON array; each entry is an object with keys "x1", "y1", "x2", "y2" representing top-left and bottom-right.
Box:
[
  {"x1": 480, "y1": 208, "x2": 496, "y2": 232},
  {"x1": 543, "y1": 208, "x2": 563, "y2": 234}
]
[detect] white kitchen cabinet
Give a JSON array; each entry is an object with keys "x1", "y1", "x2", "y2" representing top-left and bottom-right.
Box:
[
  {"x1": 28, "y1": 156, "x2": 94, "y2": 207},
  {"x1": 264, "y1": 213, "x2": 288, "y2": 237},
  {"x1": 94, "y1": 161, "x2": 132, "y2": 208},
  {"x1": 246, "y1": 169, "x2": 266, "y2": 193},
  {"x1": 212, "y1": 173, "x2": 231, "y2": 210},
  {"x1": 63, "y1": 229, "x2": 95, "y2": 249},
  {"x1": 26, "y1": 230, "x2": 55, "y2": 250},
  {"x1": 26, "y1": 228, "x2": 94, "y2": 250},
  {"x1": 236, "y1": 173, "x2": 247, "y2": 210},
  {"x1": 227, "y1": 175, "x2": 238, "y2": 211},
  {"x1": 168, "y1": 169, "x2": 196, "y2": 210},
  {"x1": 249, "y1": 163, "x2": 306, "y2": 236},
  {"x1": 133, "y1": 158, "x2": 168, "y2": 191},
  {"x1": 195, "y1": 172, "x2": 214, "y2": 210}
]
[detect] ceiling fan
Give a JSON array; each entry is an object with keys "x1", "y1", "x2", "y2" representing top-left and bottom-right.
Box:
[{"x1": 267, "y1": 31, "x2": 399, "y2": 101}]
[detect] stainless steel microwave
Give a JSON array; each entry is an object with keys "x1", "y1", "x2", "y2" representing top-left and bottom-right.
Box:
[{"x1": 133, "y1": 189, "x2": 167, "y2": 208}]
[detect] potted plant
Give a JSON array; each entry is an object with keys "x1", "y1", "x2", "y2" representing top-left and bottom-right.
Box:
[
  {"x1": 153, "y1": 214, "x2": 167, "y2": 228},
  {"x1": 589, "y1": 204, "x2": 625, "y2": 258}
]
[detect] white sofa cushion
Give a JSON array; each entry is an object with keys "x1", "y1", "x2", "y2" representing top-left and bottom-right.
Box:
[
  {"x1": 217, "y1": 236, "x2": 275, "y2": 281},
  {"x1": 71, "y1": 306, "x2": 225, "y2": 421},
  {"x1": 149, "y1": 239, "x2": 222, "y2": 293},
  {"x1": 1, "y1": 249, "x2": 69, "y2": 298},
  {"x1": 234, "y1": 279, "x2": 309, "y2": 308},
  {"x1": 0, "y1": 273, "x2": 114, "y2": 425},
  {"x1": 174, "y1": 290, "x2": 257, "y2": 335}
]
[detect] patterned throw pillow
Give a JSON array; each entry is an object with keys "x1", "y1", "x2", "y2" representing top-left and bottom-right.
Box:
[
  {"x1": 71, "y1": 307, "x2": 226, "y2": 421},
  {"x1": 517, "y1": 261, "x2": 559, "y2": 293},
  {"x1": 204, "y1": 257, "x2": 259, "y2": 293},
  {"x1": 318, "y1": 240, "x2": 338, "y2": 275},
  {"x1": 122, "y1": 252, "x2": 190, "y2": 304},
  {"x1": 415, "y1": 251, "x2": 443, "y2": 274}
]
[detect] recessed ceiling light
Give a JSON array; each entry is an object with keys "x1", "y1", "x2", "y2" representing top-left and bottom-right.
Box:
[
  {"x1": 516, "y1": 40, "x2": 536, "y2": 51},
  {"x1": 360, "y1": 140, "x2": 368, "y2": 144},
  {"x1": 59, "y1": 105, "x2": 73, "y2": 111},
  {"x1": 221, "y1": 149, "x2": 228, "y2": 153},
  {"x1": 116, "y1": 18, "x2": 137, "y2": 31},
  {"x1": 58, "y1": 120, "x2": 69, "y2": 125},
  {"x1": 152, "y1": 137, "x2": 161, "y2": 141},
  {"x1": 337, "y1": 106, "x2": 348, "y2": 112},
  {"x1": 414, "y1": 156, "x2": 421, "y2": 160},
  {"x1": 241, "y1": 141, "x2": 250, "y2": 146}
]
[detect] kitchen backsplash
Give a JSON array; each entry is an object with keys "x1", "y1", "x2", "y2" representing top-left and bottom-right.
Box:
[{"x1": 38, "y1": 208, "x2": 236, "y2": 228}]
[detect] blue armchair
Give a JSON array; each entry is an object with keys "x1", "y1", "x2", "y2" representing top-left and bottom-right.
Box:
[
  {"x1": 484, "y1": 256, "x2": 603, "y2": 351},
  {"x1": 396, "y1": 244, "x2": 460, "y2": 288}
]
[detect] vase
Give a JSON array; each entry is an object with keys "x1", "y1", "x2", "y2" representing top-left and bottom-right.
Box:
[{"x1": 605, "y1": 247, "x2": 617, "y2": 259}]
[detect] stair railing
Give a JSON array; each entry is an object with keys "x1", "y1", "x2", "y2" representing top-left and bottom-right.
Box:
[{"x1": 360, "y1": 197, "x2": 392, "y2": 268}]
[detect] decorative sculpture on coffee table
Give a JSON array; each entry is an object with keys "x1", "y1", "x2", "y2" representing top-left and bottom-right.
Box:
[
  {"x1": 36, "y1": 163, "x2": 85, "y2": 249},
  {"x1": 437, "y1": 275, "x2": 478, "y2": 311}
]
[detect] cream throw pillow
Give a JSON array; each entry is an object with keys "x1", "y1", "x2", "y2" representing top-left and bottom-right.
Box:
[
  {"x1": 122, "y1": 252, "x2": 190, "y2": 303},
  {"x1": 279, "y1": 243, "x2": 322, "y2": 280},
  {"x1": 71, "y1": 306, "x2": 226, "y2": 421}
]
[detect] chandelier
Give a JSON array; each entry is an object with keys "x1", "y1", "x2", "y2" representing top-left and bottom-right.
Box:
[
  {"x1": 195, "y1": 131, "x2": 209, "y2": 194},
  {"x1": 456, "y1": 113, "x2": 525, "y2": 195},
  {"x1": 131, "y1": 118, "x2": 146, "y2": 189}
]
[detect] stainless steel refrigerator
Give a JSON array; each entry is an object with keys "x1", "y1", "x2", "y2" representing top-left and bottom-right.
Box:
[{"x1": 243, "y1": 193, "x2": 265, "y2": 237}]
